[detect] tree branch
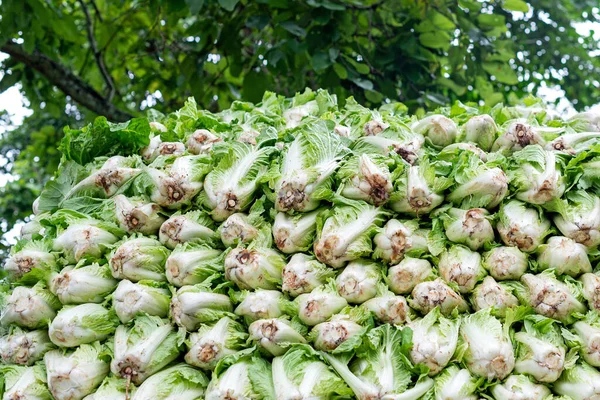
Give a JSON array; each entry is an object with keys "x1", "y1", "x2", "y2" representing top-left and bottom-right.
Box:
[
  {"x1": 78, "y1": 0, "x2": 116, "y2": 102},
  {"x1": 1, "y1": 41, "x2": 133, "y2": 122},
  {"x1": 89, "y1": 0, "x2": 103, "y2": 21}
]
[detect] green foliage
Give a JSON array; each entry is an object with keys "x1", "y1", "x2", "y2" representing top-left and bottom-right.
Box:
[{"x1": 0, "y1": 0, "x2": 599, "y2": 256}]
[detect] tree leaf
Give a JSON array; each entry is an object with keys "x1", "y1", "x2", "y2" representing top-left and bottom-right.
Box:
[
  {"x1": 185, "y1": 0, "x2": 205, "y2": 14},
  {"x1": 482, "y1": 62, "x2": 519, "y2": 85},
  {"x1": 351, "y1": 78, "x2": 373, "y2": 90},
  {"x1": 280, "y1": 21, "x2": 306, "y2": 37},
  {"x1": 333, "y1": 63, "x2": 348, "y2": 79},
  {"x1": 419, "y1": 31, "x2": 451, "y2": 50},
  {"x1": 502, "y1": 0, "x2": 529, "y2": 12},
  {"x1": 218, "y1": 0, "x2": 240, "y2": 11}
]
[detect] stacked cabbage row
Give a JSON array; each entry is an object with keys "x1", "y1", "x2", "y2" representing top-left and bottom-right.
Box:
[{"x1": 2, "y1": 89, "x2": 600, "y2": 400}]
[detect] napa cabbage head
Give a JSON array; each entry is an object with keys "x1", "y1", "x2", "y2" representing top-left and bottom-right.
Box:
[
  {"x1": 270, "y1": 118, "x2": 347, "y2": 212},
  {"x1": 201, "y1": 142, "x2": 274, "y2": 221},
  {"x1": 408, "y1": 307, "x2": 460, "y2": 376},
  {"x1": 458, "y1": 308, "x2": 515, "y2": 380},
  {"x1": 323, "y1": 324, "x2": 434, "y2": 399},
  {"x1": 272, "y1": 344, "x2": 353, "y2": 399},
  {"x1": 313, "y1": 198, "x2": 388, "y2": 268},
  {"x1": 205, "y1": 350, "x2": 275, "y2": 400}
]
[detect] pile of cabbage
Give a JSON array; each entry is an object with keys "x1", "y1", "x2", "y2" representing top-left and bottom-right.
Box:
[{"x1": 2, "y1": 89, "x2": 600, "y2": 400}]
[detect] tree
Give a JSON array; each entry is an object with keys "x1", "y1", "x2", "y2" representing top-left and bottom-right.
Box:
[{"x1": 0, "y1": 0, "x2": 599, "y2": 252}]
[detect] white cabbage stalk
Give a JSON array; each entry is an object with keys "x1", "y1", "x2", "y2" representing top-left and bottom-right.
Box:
[
  {"x1": 310, "y1": 314, "x2": 365, "y2": 352},
  {"x1": 0, "y1": 364, "x2": 52, "y2": 400},
  {"x1": 234, "y1": 289, "x2": 289, "y2": 322},
  {"x1": 111, "y1": 315, "x2": 183, "y2": 385},
  {"x1": 132, "y1": 363, "x2": 209, "y2": 400},
  {"x1": 496, "y1": 200, "x2": 551, "y2": 252},
  {"x1": 490, "y1": 374, "x2": 551, "y2": 400},
  {"x1": 362, "y1": 290, "x2": 411, "y2": 325},
  {"x1": 338, "y1": 154, "x2": 393, "y2": 206},
  {"x1": 433, "y1": 366, "x2": 479, "y2": 400},
  {"x1": 568, "y1": 111, "x2": 600, "y2": 132},
  {"x1": 390, "y1": 165, "x2": 445, "y2": 215},
  {"x1": 141, "y1": 135, "x2": 162, "y2": 161},
  {"x1": 412, "y1": 114, "x2": 458, "y2": 147},
  {"x1": 553, "y1": 362, "x2": 600, "y2": 400},
  {"x1": 408, "y1": 307, "x2": 460, "y2": 376},
  {"x1": 514, "y1": 330, "x2": 565, "y2": 382},
  {"x1": 113, "y1": 195, "x2": 165, "y2": 235},
  {"x1": 66, "y1": 155, "x2": 141, "y2": 199},
  {"x1": 281, "y1": 253, "x2": 335, "y2": 297},
  {"x1": 351, "y1": 134, "x2": 424, "y2": 165},
  {"x1": 284, "y1": 100, "x2": 319, "y2": 128},
  {"x1": 0, "y1": 328, "x2": 55, "y2": 365},
  {"x1": 537, "y1": 236, "x2": 591, "y2": 277},
  {"x1": 184, "y1": 317, "x2": 247, "y2": 370},
  {"x1": 438, "y1": 245, "x2": 486, "y2": 293},
  {"x1": 296, "y1": 283, "x2": 348, "y2": 326},
  {"x1": 165, "y1": 245, "x2": 223, "y2": 287},
  {"x1": 363, "y1": 119, "x2": 389, "y2": 136},
  {"x1": 323, "y1": 324, "x2": 434, "y2": 399},
  {"x1": 272, "y1": 345, "x2": 352, "y2": 399},
  {"x1": 219, "y1": 212, "x2": 260, "y2": 248},
  {"x1": 373, "y1": 219, "x2": 428, "y2": 265},
  {"x1": 49, "y1": 263, "x2": 117, "y2": 304},
  {"x1": 335, "y1": 260, "x2": 380, "y2": 304},
  {"x1": 410, "y1": 279, "x2": 469, "y2": 316},
  {"x1": 48, "y1": 304, "x2": 119, "y2": 347},
  {"x1": 32, "y1": 196, "x2": 41, "y2": 215},
  {"x1": 313, "y1": 200, "x2": 387, "y2": 268},
  {"x1": 471, "y1": 276, "x2": 518, "y2": 316},
  {"x1": 144, "y1": 155, "x2": 208, "y2": 209},
  {"x1": 248, "y1": 318, "x2": 306, "y2": 356},
  {"x1": 109, "y1": 237, "x2": 169, "y2": 282},
  {"x1": 547, "y1": 132, "x2": 600, "y2": 155},
  {"x1": 4, "y1": 244, "x2": 55, "y2": 282},
  {"x1": 224, "y1": 246, "x2": 285, "y2": 290},
  {"x1": 272, "y1": 209, "x2": 319, "y2": 253},
  {"x1": 170, "y1": 284, "x2": 233, "y2": 331},
  {"x1": 491, "y1": 121, "x2": 545, "y2": 154},
  {"x1": 581, "y1": 273, "x2": 600, "y2": 312},
  {"x1": 0, "y1": 283, "x2": 60, "y2": 329},
  {"x1": 334, "y1": 124, "x2": 351, "y2": 137},
  {"x1": 511, "y1": 145, "x2": 565, "y2": 204},
  {"x1": 53, "y1": 222, "x2": 119, "y2": 262},
  {"x1": 387, "y1": 257, "x2": 433, "y2": 294},
  {"x1": 113, "y1": 280, "x2": 170, "y2": 323},
  {"x1": 203, "y1": 142, "x2": 272, "y2": 221},
  {"x1": 237, "y1": 126, "x2": 262, "y2": 145},
  {"x1": 155, "y1": 141, "x2": 186, "y2": 161},
  {"x1": 482, "y1": 246, "x2": 528, "y2": 281},
  {"x1": 446, "y1": 167, "x2": 508, "y2": 209},
  {"x1": 20, "y1": 218, "x2": 45, "y2": 240},
  {"x1": 568, "y1": 320, "x2": 600, "y2": 366},
  {"x1": 273, "y1": 120, "x2": 346, "y2": 213},
  {"x1": 82, "y1": 376, "x2": 134, "y2": 400},
  {"x1": 520, "y1": 272, "x2": 587, "y2": 323},
  {"x1": 442, "y1": 208, "x2": 494, "y2": 250},
  {"x1": 186, "y1": 129, "x2": 223, "y2": 154},
  {"x1": 205, "y1": 355, "x2": 275, "y2": 400},
  {"x1": 159, "y1": 210, "x2": 217, "y2": 249},
  {"x1": 459, "y1": 309, "x2": 515, "y2": 380},
  {"x1": 552, "y1": 191, "x2": 600, "y2": 248},
  {"x1": 463, "y1": 114, "x2": 497, "y2": 151},
  {"x1": 45, "y1": 343, "x2": 110, "y2": 400}
]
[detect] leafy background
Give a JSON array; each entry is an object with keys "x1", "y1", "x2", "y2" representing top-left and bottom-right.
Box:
[{"x1": 0, "y1": 0, "x2": 599, "y2": 258}]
